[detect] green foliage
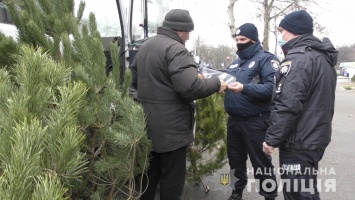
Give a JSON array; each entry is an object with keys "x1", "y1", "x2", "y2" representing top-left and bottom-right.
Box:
[
  {"x1": 0, "y1": 118, "x2": 45, "y2": 200},
  {"x1": 2, "y1": 0, "x2": 151, "y2": 199},
  {"x1": 0, "y1": 46, "x2": 87, "y2": 199},
  {"x1": 352, "y1": 75, "x2": 355, "y2": 82},
  {"x1": 32, "y1": 174, "x2": 68, "y2": 200},
  {"x1": 0, "y1": 32, "x2": 19, "y2": 69},
  {"x1": 344, "y1": 86, "x2": 353, "y2": 90},
  {"x1": 187, "y1": 94, "x2": 227, "y2": 184}
]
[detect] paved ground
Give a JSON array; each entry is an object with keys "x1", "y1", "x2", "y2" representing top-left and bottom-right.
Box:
[{"x1": 175, "y1": 78, "x2": 355, "y2": 200}]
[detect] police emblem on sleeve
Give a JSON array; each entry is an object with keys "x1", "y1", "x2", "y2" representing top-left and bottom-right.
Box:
[
  {"x1": 271, "y1": 60, "x2": 280, "y2": 70},
  {"x1": 280, "y1": 61, "x2": 292, "y2": 76}
]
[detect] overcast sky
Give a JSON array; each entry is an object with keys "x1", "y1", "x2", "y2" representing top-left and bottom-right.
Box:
[
  {"x1": 169, "y1": 0, "x2": 355, "y2": 50},
  {"x1": 78, "y1": 0, "x2": 354, "y2": 52}
]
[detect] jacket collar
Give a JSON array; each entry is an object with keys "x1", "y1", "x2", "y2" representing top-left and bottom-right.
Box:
[
  {"x1": 281, "y1": 35, "x2": 303, "y2": 55},
  {"x1": 237, "y1": 41, "x2": 262, "y2": 61},
  {"x1": 157, "y1": 27, "x2": 184, "y2": 44},
  {"x1": 282, "y1": 34, "x2": 338, "y2": 66}
]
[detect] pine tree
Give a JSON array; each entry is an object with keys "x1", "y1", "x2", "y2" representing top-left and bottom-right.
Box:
[
  {"x1": 187, "y1": 94, "x2": 228, "y2": 184},
  {"x1": 0, "y1": 32, "x2": 19, "y2": 69},
  {"x1": 0, "y1": 45, "x2": 87, "y2": 200},
  {"x1": 0, "y1": 0, "x2": 150, "y2": 199},
  {"x1": 1, "y1": 0, "x2": 229, "y2": 198}
]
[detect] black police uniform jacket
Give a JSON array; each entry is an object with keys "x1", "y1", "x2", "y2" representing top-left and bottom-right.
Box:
[
  {"x1": 130, "y1": 27, "x2": 221, "y2": 153},
  {"x1": 265, "y1": 34, "x2": 338, "y2": 150},
  {"x1": 224, "y1": 41, "x2": 279, "y2": 117}
]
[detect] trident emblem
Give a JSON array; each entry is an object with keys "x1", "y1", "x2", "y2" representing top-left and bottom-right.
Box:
[{"x1": 220, "y1": 174, "x2": 230, "y2": 186}]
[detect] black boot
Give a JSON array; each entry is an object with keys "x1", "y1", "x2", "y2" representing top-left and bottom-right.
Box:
[
  {"x1": 228, "y1": 190, "x2": 243, "y2": 200},
  {"x1": 265, "y1": 198, "x2": 275, "y2": 200}
]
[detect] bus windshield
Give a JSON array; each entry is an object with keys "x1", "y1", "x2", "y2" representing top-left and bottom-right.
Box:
[{"x1": 79, "y1": 0, "x2": 164, "y2": 42}]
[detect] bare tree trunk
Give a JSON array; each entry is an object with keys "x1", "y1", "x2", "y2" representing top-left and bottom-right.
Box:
[
  {"x1": 227, "y1": 0, "x2": 317, "y2": 53},
  {"x1": 227, "y1": 0, "x2": 238, "y2": 39},
  {"x1": 273, "y1": 30, "x2": 278, "y2": 55},
  {"x1": 262, "y1": 17, "x2": 270, "y2": 51},
  {"x1": 272, "y1": 18, "x2": 278, "y2": 55},
  {"x1": 262, "y1": 0, "x2": 272, "y2": 51}
]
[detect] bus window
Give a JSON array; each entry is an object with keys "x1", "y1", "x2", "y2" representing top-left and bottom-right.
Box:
[{"x1": 77, "y1": 0, "x2": 123, "y2": 38}]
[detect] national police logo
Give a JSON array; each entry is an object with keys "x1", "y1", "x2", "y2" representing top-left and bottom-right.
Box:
[
  {"x1": 220, "y1": 174, "x2": 230, "y2": 186},
  {"x1": 271, "y1": 60, "x2": 280, "y2": 70},
  {"x1": 248, "y1": 61, "x2": 255, "y2": 68},
  {"x1": 280, "y1": 61, "x2": 292, "y2": 76}
]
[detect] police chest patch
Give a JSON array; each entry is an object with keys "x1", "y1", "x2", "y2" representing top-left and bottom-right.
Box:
[
  {"x1": 271, "y1": 60, "x2": 280, "y2": 70},
  {"x1": 248, "y1": 61, "x2": 255, "y2": 68},
  {"x1": 280, "y1": 61, "x2": 292, "y2": 76}
]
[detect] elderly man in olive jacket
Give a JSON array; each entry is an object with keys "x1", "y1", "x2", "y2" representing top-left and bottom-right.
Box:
[{"x1": 130, "y1": 9, "x2": 227, "y2": 200}]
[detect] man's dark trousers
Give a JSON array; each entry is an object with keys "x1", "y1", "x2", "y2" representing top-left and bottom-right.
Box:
[
  {"x1": 141, "y1": 145, "x2": 187, "y2": 200},
  {"x1": 227, "y1": 114, "x2": 277, "y2": 199},
  {"x1": 279, "y1": 148, "x2": 325, "y2": 200}
]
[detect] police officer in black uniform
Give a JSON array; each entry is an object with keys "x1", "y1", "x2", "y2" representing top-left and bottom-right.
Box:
[
  {"x1": 263, "y1": 10, "x2": 338, "y2": 200},
  {"x1": 225, "y1": 23, "x2": 279, "y2": 200}
]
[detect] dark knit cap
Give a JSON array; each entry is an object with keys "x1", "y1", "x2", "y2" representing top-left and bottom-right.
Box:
[
  {"x1": 235, "y1": 23, "x2": 259, "y2": 41},
  {"x1": 279, "y1": 10, "x2": 313, "y2": 34},
  {"x1": 163, "y1": 9, "x2": 194, "y2": 32}
]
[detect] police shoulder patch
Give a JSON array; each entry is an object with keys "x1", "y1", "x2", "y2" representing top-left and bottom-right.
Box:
[
  {"x1": 271, "y1": 60, "x2": 280, "y2": 70},
  {"x1": 280, "y1": 61, "x2": 292, "y2": 76}
]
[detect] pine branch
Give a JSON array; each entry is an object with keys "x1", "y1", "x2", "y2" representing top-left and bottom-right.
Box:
[{"x1": 2, "y1": 0, "x2": 152, "y2": 198}]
